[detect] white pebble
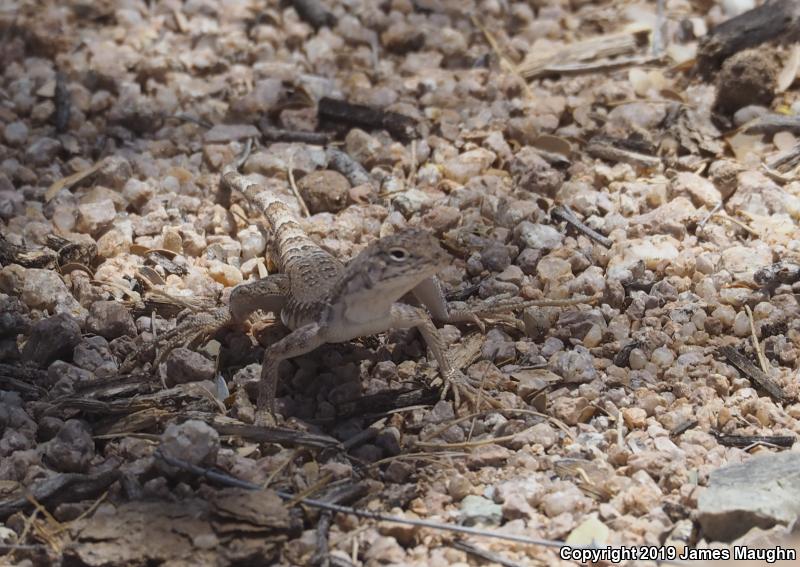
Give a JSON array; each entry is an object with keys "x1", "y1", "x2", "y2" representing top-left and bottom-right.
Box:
[
  {"x1": 722, "y1": 0, "x2": 755, "y2": 17},
  {"x1": 651, "y1": 347, "x2": 675, "y2": 367},
  {"x1": 694, "y1": 277, "x2": 716, "y2": 301},
  {"x1": 732, "y1": 311, "x2": 750, "y2": 337},
  {"x1": 629, "y1": 348, "x2": 647, "y2": 370},
  {"x1": 711, "y1": 305, "x2": 735, "y2": 327},
  {"x1": 237, "y1": 226, "x2": 266, "y2": 261},
  {"x1": 695, "y1": 254, "x2": 716, "y2": 274},
  {"x1": 208, "y1": 261, "x2": 243, "y2": 287},
  {"x1": 752, "y1": 302, "x2": 774, "y2": 320}
]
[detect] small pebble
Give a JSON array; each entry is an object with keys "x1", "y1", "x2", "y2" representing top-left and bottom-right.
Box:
[
  {"x1": 208, "y1": 261, "x2": 243, "y2": 287},
  {"x1": 732, "y1": 311, "x2": 750, "y2": 337},
  {"x1": 86, "y1": 301, "x2": 136, "y2": 340},
  {"x1": 158, "y1": 420, "x2": 220, "y2": 470},
  {"x1": 44, "y1": 419, "x2": 95, "y2": 473},
  {"x1": 3, "y1": 121, "x2": 28, "y2": 146},
  {"x1": 165, "y1": 347, "x2": 215, "y2": 386},
  {"x1": 441, "y1": 148, "x2": 496, "y2": 184},
  {"x1": 651, "y1": 347, "x2": 675, "y2": 367},
  {"x1": 628, "y1": 348, "x2": 647, "y2": 370}
]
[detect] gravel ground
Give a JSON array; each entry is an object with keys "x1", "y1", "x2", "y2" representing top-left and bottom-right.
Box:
[{"x1": 2, "y1": 0, "x2": 800, "y2": 565}]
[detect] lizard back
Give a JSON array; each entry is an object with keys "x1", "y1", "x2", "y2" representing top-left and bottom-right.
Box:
[{"x1": 222, "y1": 168, "x2": 345, "y2": 328}]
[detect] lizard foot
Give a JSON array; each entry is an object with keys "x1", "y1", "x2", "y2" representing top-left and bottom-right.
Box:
[
  {"x1": 121, "y1": 307, "x2": 231, "y2": 372},
  {"x1": 439, "y1": 369, "x2": 501, "y2": 412},
  {"x1": 442, "y1": 309, "x2": 486, "y2": 333},
  {"x1": 253, "y1": 407, "x2": 279, "y2": 427}
]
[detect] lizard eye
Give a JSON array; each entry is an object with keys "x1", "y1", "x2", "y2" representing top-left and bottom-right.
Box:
[{"x1": 389, "y1": 247, "x2": 409, "y2": 262}]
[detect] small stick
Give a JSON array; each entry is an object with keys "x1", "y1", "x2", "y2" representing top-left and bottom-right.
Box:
[
  {"x1": 742, "y1": 441, "x2": 787, "y2": 452},
  {"x1": 767, "y1": 141, "x2": 800, "y2": 171},
  {"x1": 312, "y1": 511, "x2": 332, "y2": 567},
  {"x1": 325, "y1": 148, "x2": 371, "y2": 186},
  {"x1": 49, "y1": 490, "x2": 109, "y2": 535},
  {"x1": 669, "y1": 420, "x2": 698, "y2": 437},
  {"x1": 415, "y1": 425, "x2": 539, "y2": 450},
  {"x1": 54, "y1": 70, "x2": 70, "y2": 133},
  {"x1": 366, "y1": 451, "x2": 468, "y2": 470},
  {"x1": 420, "y1": 408, "x2": 574, "y2": 442},
  {"x1": 172, "y1": 113, "x2": 214, "y2": 129},
  {"x1": 471, "y1": 292, "x2": 601, "y2": 318},
  {"x1": 451, "y1": 540, "x2": 524, "y2": 567},
  {"x1": 698, "y1": 201, "x2": 723, "y2": 230},
  {"x1": 12, "y1": 508, "x2": 40, "y2": 562},
  {"x1": 710, "y1": 212, "x2": 759, "y2": 236},
  {"x1": 744, "y1": 114, "x2": 800, "y2": 136},
  {"x1": 745, "y1": 304, "x2": 769, "y2": 374},
  {"x1": 760, "y1": 162, "x2": 794, "y2": 184},
  {"x1": 341, "y1": 418, "x2": 385, "y2": 451},
  {"x1": 259, "y1": 119, "x2": 329, "y2": 145},
  {"x1": 551, "y1": 205, "x2": 613, "y2": 248},
  {"x1": 285, "y1": 472, "x2": 335, "y2": 509},
  {"x1": 318, "y1": 97, "x2": 417, "y2": 141},
  {"x1": 287, "y1": 152, "x2": 311, "y2": 217},
  {"x1": 586, "y1": 137, "x2": 661, "y2": 168},
  {"x1": 263, "y1": 449, "x2": 297, "y2": 489},
  {"x1": 718, "y1": 346, "x2": 786, "y2": 401},
  {"x1": 714, "y1": 433, "x2": 795, "y2": 449}
]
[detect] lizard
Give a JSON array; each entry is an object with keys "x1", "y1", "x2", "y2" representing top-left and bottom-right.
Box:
[{"x1": 129, "y1": 147, "x2": 599, "y2": 418}]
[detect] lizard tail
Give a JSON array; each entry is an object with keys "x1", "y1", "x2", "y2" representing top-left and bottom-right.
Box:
[{"x1": 221, "y1": 167, "x2": 318, "y2": 271}]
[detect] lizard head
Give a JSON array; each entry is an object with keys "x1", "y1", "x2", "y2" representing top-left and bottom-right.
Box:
[
  {"x1": 343, "y1": 228, "x2": 451, "y2": 297},
  {"x1": 372, "y1": 227, "x2": 450, "y2": 276},
  {"x1": 331, "y1": 228, "x2": 453, "y2": 322}
]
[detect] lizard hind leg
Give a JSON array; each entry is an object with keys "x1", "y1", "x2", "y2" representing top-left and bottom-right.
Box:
[
  {"x1": 120, "y1": 307, "x2": 232, "y2": 372},
  {"x1": 161, "y1": 273, "x2": 291, "y2": 369},
  {"x1": 256, "y1": 322, "x2": 325, "y2": 420},
  {"x1": 153, "y1": 307, "x2": 233, "y2": 367}
]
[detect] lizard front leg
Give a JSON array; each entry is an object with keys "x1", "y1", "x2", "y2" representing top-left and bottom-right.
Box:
[
  {"x1": 389, "y1": 302, "x2": 477, "y2": 409},
  {"x1": 411, "y1": 277, "x2": 485, "y2": 331},
  {"x1": 229, "y1": 273, "x2": 290, "y2": 325},
  {"x1": 257, "y1": 322, "x2": 325, "y2": 417}
]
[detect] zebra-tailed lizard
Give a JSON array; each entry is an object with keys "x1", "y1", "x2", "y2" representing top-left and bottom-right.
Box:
[{"x1": 131, "y1": 153, "x2": 598, "y2": 419}]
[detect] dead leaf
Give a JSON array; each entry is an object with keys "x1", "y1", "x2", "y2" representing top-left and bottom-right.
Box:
[
  {"x1": 777, "y1": 44, "x2": 800, "y2": 93},
  {"x1": 45, "y1": 158, "x2": 109, "y2": 202},
  {"x1": 60, "y1": 263, "x2": 95, "y2": 278},
  {"x1": 531, "y1": 135, "x2": 572, "y2": 158},
  {"x1": 137, "y1": 266, "x2": 166, "y2": 286}
]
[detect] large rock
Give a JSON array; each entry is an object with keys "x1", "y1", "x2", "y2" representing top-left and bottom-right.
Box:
[
  {"x1": 44, "y1": 419, "x2": 95, "y2": 473},
  {"x1": 165, "y1": 347, "x2": 215, "y2": 387},
  {"x1": 21, "y1": 269, "x2": 86, "y2": 319},
  {"x1": 697, "y1": 452, "x2": 800, "y2": 541},
  {"x1": 21, "y1": 313, "x2": 81, "y2": 367},
  {"x1": 86, "y1": 300, "x2": 136, "y2": 340},
  {"x1": 158, "y1": 419, "x2": 220, "y2": 471},
  {"x1": 606, "y1": 236, "x2": 681, "y2": 281},
  {"x1": 721, "y1": 244, "x2": 774, "y2": 285},
  {"x1": 442, "y1": 148, "x2": 496, "y2": 184}
]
